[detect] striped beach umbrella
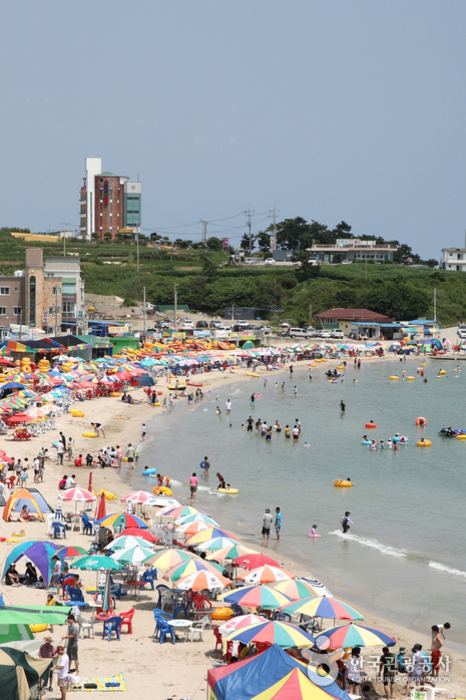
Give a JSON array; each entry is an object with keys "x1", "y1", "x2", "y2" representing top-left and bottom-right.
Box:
[
  {"x1": 96, "y1": 512, "x2": 148, "y2": 529},
  {"x1": 314, "y1": 623, "x2": 396, "y2": 650},
  {"x1": 106, "y1": 536, "x2": 154, "y2": 551},
  {"x1": 281, "y1": 596, "x2": 363, "y2": 621},
  {"x1": 121, "y1": 490, "x2": 154, "y2": 504},
  {"x1": 234, "y1": 553, "x2": 281, "y2": 570},
  {"x1": 218, "y1": 613, "x2": 267, "y2": 635},
  {"x1": 242, "y1": 565, "x2": 295, "y2": 585},
  {"x1": 206, "y1": 544, "x2": 256, "y2": 562},
  {"x1": 186, "y1": 528, "x2": 238, "y2": 546},
  {"x1": 268, "y1": 577, "x2": 333, "y2": 600},
  {"x1": 110, "y1": 545, "x2": 155, "y2": 567},
  {"x1": 220, "y1": 585, "x2": 293, "y2": 610},
  {"x1": 175, "y1": 513, "x2": 218, "y2": 527},
  {"x1": 226, "y1": 620, "x2": 316, "y2": 649},
  {"x1": 175, "y1": 569, "x2": 232, "y2": 592},
  {"x1": 163, "y1": 558, "x2": 224, "y2": 583},
  {"x1": 148, "y1": 548, "x2": 195, "y2": 570},
  {"x1": 55, "y1": 546, "x2": 88, "y2": 559},
  {"x1": 197, "y1": 537, "x2": 239, "y2": 553}
]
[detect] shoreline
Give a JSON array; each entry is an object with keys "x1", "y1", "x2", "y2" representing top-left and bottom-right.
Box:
[{"x1": 1, "y1": 352, "x2": 465, "y2": 697}]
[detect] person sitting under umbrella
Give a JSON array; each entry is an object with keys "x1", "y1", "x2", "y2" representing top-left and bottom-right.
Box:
[
  {"x1": 24, "y1": 561, "x2": 38, "y2": 586},
  {"x1": 5, "y1": 563, "x2": 20, "y2": 586},
  {"x1": 15, "y1": 505, "x2": 39, "y2": 522}
]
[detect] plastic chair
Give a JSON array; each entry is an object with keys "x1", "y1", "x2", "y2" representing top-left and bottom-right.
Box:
[
  {"x1": 154, "y1": 618, "x2": 175, "y2": 644},
  {"x1": 141, "y1": 568, "x2": 158, "y2": 590},
  {"x1": 77, "y1": 611, "x2": 96, "y2": 639},
  {"x1": 102, "y1": 616, "x2": 123, "y2": 641},
  {"x1": 189, "y1": 615, "x2": 209, "y2": 642},
  {"x1": 213, "y1": 626, "x2": 223, "y2": 652},
  {"x1": 81, "y1": 512, "x2": 95, "y2": 535},
  {"x1": 109, "y1": 575, "x2": 127, "y2": 601},
  {"x1": 153, "y1": 608, "x2": 172, "y2": 634},
  {"x1": 6, "y1": 475, "x2": 15, "y2": 489},
  {"x1": 172, "y1": 594, "x2": 188, "y2": 620},
  {"x1": 155, "y1": 584, "x2": 172, "y2": 611},
  {"x1": 52, "y1": 522, "x2": 66, "y2": 539},
  {"x1": 66, "y1": 585, "x2": 85, "y2": 606},
  {"x1": 192, "y1": 594, "x2": 212, "y2": 621},
  {"x1": 62, "y1": 577, "x2": 76, "y2": 599},
  {"x1": 119, "y1": 608, "x2": 135, "y2": 634}
]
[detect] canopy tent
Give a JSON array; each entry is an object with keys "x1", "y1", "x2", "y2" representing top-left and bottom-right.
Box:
[
  {"x1": 2, "y1": 542, "x2": 61, "y2": 584},
  {"x1": 3, "y1": 488, "x2": 54, "y2": 522},
  {"x1": 0, "y1": 605, "x2": 71, "y2": 626},
  {"x1": 208, "y1": 644, "x2": 350, "y2": 700},
  {"x1": 0, "y1": 646, "x2": 52, "y2": 700}
]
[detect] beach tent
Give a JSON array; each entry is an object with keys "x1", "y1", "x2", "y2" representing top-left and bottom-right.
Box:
[
  {"x1": 0, "y1": 646, "x2": 52, "y2": 700},
  {"x1": 208, "y1": 644, "x2": 351, "y2": 700},
  {"x1": 2, "y1": 542, "x2": 61, "y2": 584},
  {"x1": 3, "y1": 489, "x2": 53, "y2": 522},
  {"x1": 0, "y1": 596, "x2": 33, "y2": 645}
]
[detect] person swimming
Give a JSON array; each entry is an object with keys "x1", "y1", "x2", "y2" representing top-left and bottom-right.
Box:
[{"x1": 308, "y1": 524, "x2": 321, "y2": 538}]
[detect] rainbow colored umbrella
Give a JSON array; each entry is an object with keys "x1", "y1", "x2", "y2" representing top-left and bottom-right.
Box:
[
  {"x1": 281, "y1": 596, "x2": 363, "y2": 621},
  {"x1": 220, "y1": 584, "x2": 293, "y2": 610},
  {"x1": 197, "y1": 537, "x2": 240, "y2": 553},
  {"x1": 96, "y1": 512, "x2": 148, "y2": 529},
  {"x1": 206, "y1": 544, "x2": 256, "y2": 562},
  {"x1": 163, "y1": 558, "x2": 224, "y2": 582},
  {"x1": 157, "y1": 505, "x2": 209, "y2": 519},
  {"x1": 175, "y1": 513, "x2": 218, "y2": 527},
  {"x1": 175, "y1": 569, "x2": 231, "y2": 591},
  {"x1": 218, "y1": 613, "x2": 267, "y2": 635},
  {"x1": 268, "y1": 577, "x2": 333, "y2": 600},
  {"x1": 55, "y1": 545, "x2": 88, "y2": 559},
  {"x1": 186, "y1": 527, "x2": 238, "y2": 546},
  {"x1": 107, "y1": 536, "x2": 154, "y2": 551},
  {"x1": 226, "y1": 619, "x2": 315, "y2": 649},
  {"x1": 314, "y1": 623, "x2": 396, "y2": 650},
  {"x1": 175, "y1": 520, "x2": 213, "y2": 536},
  {"x1": 149, "y1": 548, "x2": 196, "y2": 570},
  {"x1": 110, "y1": 545, "x2": 155, "y2": 566},
  {"x1": 234, "y1": 553, "x2": 281, "y2": 570},
  {"x1": 242, "y1": 565, "x2": 294, "y2": 585}
]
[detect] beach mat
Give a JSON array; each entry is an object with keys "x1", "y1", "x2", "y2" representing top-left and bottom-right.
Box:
[{"x1": 69, "y1": 673, "x2": 126, "y2": 692}]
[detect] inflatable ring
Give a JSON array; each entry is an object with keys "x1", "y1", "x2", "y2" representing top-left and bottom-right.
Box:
[
  {"x1": 30, "y1": 624, "x2": 48, "y2": 633},
  {"x1": 153, "y1": 486, "x2": 172, "y2": 496},
  {"x1": 393, "y1": 436, "x2": 409, "y2": 443},
  {"x1": 218, "y1": 488, "x2": 239, "y2": 495},
  {"x1": 365, "y1": 422, "x2": 376, "y2": 429},
  {"x1": 456, "y1": 434, "x2": 466, "y2": 440},
  {"x1": 143, "y1": 468, "x2": 157, "y2": 475},
  {"x1": 406, "y1": 376, "x2": 415, "y2": 381},
  {"x1": 417, "y1": 440, "x2": 431, "y2": 447},
  {"x1": 438, "y1": 370, "x2": 446, "y2": 375},
  {"x1": 82, "y1": 432, "x2": 98, "y2": 438},
  {"x1": 110, "y1": 392, "x2": 121, "y2": 397},
  {"x1": 421, "y1": 363, "x2": 427, "y2": 366},
  {"x1": 211, "y1": 607, "x2": 235, "y2": 621},
  {"x1": 362, "y1": 440, "x2": 372, "y2": 446},
  {"x1": 390, "y1": 376, "x2": 399, "y2": 380},
  {"x1": 334, "y1": 479, "x2": 352, "y2": 487},
  {"x1": 416, "y1": 417, "x2": 427, "y2": 426},
  {"x1": 337, "y1": 365, "x2": 345, "y2": 370},
  {"x1": 114, "y1": 416, "x2": 127, "y2": 419},
  {"x1": 70, "y1": 411, "x2": 85, "y2": 417},
  {"x1": 246, "y1": 373, "x2": 260, "y2": 378}
]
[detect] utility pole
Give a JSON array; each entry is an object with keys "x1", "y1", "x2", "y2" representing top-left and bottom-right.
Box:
[
  {"x1": 62, "y1": 220, "x2": 66, "y2": 257},
  {"x1": 308, "y1": 303, "x2": 313, "y2": 328},
  {"x1": 173, "y1": 283, "x2": 178, "y2": 333},
  {"x1": 271, "y1": 206, "x2": 278, "y2": 252},
  {"x1": 200, "y1": 219, "x2": 208, "y2": 245},
  {"x1": 143, "y1": 287, "x2": 147, "y2": 332},
  {"x1": 54, "y1": 285, "x2": 59, "y2": 337},
  {"x1": 245, "y1": 207, "x2": 254, "y2": 254},
  {"x1": 136, "y1": 231, "x2": 140, "y2": 273},
  {"x1": 434, "y1": 287, "x2": 437, "y2": 321}
]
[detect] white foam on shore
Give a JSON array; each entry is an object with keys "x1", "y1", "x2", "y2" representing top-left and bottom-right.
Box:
[
  {"x1": 330, "y1": 530, "x2": 408, "y2": 558},
  {"x1": 429, "y1": 561, "x2": 466, "y2": 578}
]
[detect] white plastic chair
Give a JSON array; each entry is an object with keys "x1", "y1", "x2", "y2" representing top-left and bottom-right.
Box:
[
  {"x1": 77, "y1": 610, "x2": 96, "y2": 639},
  {"x1": 189, "y1": 615, "x2": 209, "y2": 642},
  {"x1": 46, "y1": 513, "x2": 56, "y2": 536}
]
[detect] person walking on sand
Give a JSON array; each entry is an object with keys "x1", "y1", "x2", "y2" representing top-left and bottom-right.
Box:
[
  {"x1": 379, "y1": 646, "x2": 396, "y2": 699},
  {"x1": 53, "y1": 646, "x2": 69, "y2": 700},
  {"x1": 275, "y1": 507, "x2": 282, "y2": 540},
  {"x1": 262, "y1": 508, "x2": 273, "y2": 542},
  {"x1": 125, "y1": 444, "x2": 136, "y2": 469},
  {"x1": 190, "y1": 472, "x2": 198, "y2": 500},
  {"x1": 340, "y1": 511, "x2": 353, "y2": 533},
  {"x1": 141, "y1": 423, "x2": 147, "y2": 442}
]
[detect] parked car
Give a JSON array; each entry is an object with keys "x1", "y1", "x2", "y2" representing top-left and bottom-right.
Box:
[
  {"x1": 182, "y1": 320, "x2": 194, "y2": 329},
  {"x1": 331, "y1": 329, "x2": 344, "y2": 339},
  {"x1": 216, "y1": 325, "x2": 231, "y2": 332},
  {"x1": 306, "y1": 327, "x2": 317, "y2": 337},
  {"x1": 287, "y1": 328, "x2": 312, "y2": 339},
  {"x1": 264, "y1": 258, "x2": 276, "y2": 265},
  {"x1": 210, "y1": 320, "x2": 222, "y2": 328},
  {"x1": 317, "y1": 330, "x2": 331, "y2": 339},
  {"x1": 196, "y1": 321, "x2": 208, "y2": 328},
  {"x1": 341, "y1": 260, "x2": 352, "y2": 265},
  {"x1": 260, "y1": 325, "x2": 272, "y2": 334}
]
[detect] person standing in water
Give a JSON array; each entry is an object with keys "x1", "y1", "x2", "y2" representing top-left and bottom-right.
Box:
[
  {"x1": 274, "y1": 507, "x2": 282, "y2": 540},
  {"x1": 340, "y1": 511, "x2": 353, "y2": 533},
  {"x1": 340, "y1": 400, "x2": 346, "y2": 412}
]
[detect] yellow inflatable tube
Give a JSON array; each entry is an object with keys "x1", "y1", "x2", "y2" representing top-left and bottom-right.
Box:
[
  {"x1": 456, "y1": 434, "x2": 466, "y2": 440},
  {"x1": 218, "y1": 488, "x2": 239, "y2": 495},
  {"x1": 334, "y1": 479, "x2": 352, "y2": 488},
  {"x1": 30, "y1": 624, "x2": 48, "y2": 633},
  {"x1": 438, "y1": 370, "x2": 446, "y2": 375},
  {"x1": 82, "y1": 432, "x2": 98, "y2": 438},
  {"x1": 246, "y1": 373, "x2": 260, "y2": 378},
  {"x1": 417, "y1": 440, "x2": 431, "y2": 447},
  {"x1": 390, "y1": 376, "x2": 399, "y2": 380},
  {"x1": 406, "y1": 376, "x2": 415, "y2": 381},
  {"x1": 153, "y1": 486, "x2": 172, "y2": 496}
]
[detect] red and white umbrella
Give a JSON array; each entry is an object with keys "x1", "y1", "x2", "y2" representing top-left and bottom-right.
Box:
[
  {"x1": 218, "y1": 613, "x2": 267, "y2": 635},
  {"x1": 121, "y1": 490, "x2": 155, "y2": 505},
  {"x1": 61, "y1": 487, "x2": 96, "y2": 503}
]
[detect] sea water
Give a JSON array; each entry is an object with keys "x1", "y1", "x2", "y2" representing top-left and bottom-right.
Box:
[{"x1": 133, "y1": 358, "x2": 466, "y2": 646}]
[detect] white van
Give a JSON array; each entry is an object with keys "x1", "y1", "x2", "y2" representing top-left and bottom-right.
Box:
[{"x1": 288, "y1": 328, "x2": 312, "y2": 339}]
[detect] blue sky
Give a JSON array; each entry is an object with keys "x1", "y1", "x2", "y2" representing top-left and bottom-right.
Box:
[{"x1": 1, "y1": 1, "x2": 465, "y2": 258}]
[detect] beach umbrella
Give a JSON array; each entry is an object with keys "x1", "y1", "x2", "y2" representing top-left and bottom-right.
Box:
[
  {"x1": 117, "y1": 528, "x2": 159, "y2": 543},
  {"x1": 280, "y1": 596, "x2": 363, "y2": 621},
  {"x1": 220, "y1": 585, "x2": 293, "y2": 610},
  {"x1": 163, "y1": 558, "x2": 224, "y2": 583},
  {"x1": 175, "y1": 520, "x2": 213, "y2": 536},
  {"x1": 206, "y1": 544, "x2": 256, "y2": 562},
  {"x1": 234, "y1": 553, "x2": 281, "y2": 570},
  {"x1": 157, "y1": 505, "x2": 209, "y2": 519},
  {"x1": 110, "y1": 545, "x2": 155, "y2": 567},
  {"x1": 107, "y1": 535, "x2": 154, "y2": 551},
  {"x1": 186, "y1": 527, "x2": 238, "y2": 546},
  {"x1": 61, "y1": 487, "x2": 96, "y2": 505},
  {"x1": 197, "y1": 537, "x2": 240, "y2": 553},
  {"x1": 71, "y1": 554, "x2": 124, "y2": 571},
  {"x1": 121, "y1": 490, "x2": 155, "y2": 505},
  {"x1": 314, "y1": 623, "x2": 396, "y2": 650},
  {"x1": 218, "y1": 613, "x2": 267, "y2": 636},
  {"x1": 55, "y1": 546, "x2": 88, "y2": 559},
  {"x1": 147, "y1": 496, "x2": 180, "y2": 508},
  {"x1": 2, "y1": 541, "x2": 61, "y2": 585},
  {"x1": 96, "y1": 512, "x2": 148, "y2": 529},
  {"x1": 268, "y1": 578, "x2": 333, "y2": 600},
  {"x1": 95, "y1": 492, "x2": 106, "y2": 521},
  {"x1": 226, "y1": 619, "x2": 316, "y2": 649},
  {"x1": 175, "y1": 513, "x2": 218, "y2": 527},
  {"x1": 149, "y1": 548, "x2": 196, "y2": 570},
  {"x1": 175, "y1": 569, "x2": 231, "y2": 591},
  {"x1": 242, "y1": 565, "x2": 294, "y2": 585}
]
